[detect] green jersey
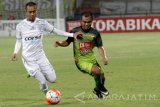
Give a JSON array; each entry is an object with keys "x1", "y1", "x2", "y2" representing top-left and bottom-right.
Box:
[{"x1": 66, "y1": 26, "x2": 103, "y2": 63}]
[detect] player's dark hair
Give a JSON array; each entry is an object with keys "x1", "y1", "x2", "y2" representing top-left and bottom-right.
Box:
[
  {"x1": 81, "y1": 11, "x2": 93, "y2": 20},
  {"x1": 25, "y1": 2, "x2": 37, "y2": 10}
]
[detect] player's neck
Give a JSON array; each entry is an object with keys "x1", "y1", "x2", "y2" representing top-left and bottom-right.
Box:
[
  {"x1": 81, "y1": 26, "x2": 91, "y2": 33},
  {"x1": 27, "y1": 18, "x2": 36, "y2": 23}
]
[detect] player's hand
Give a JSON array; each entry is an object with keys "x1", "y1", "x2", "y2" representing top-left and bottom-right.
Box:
[
  {"x1": 73, "y1": 32, "x2": 83, "y2": 40},
  {"x1": 11, "y1": 53, "x2": 17, "y2": 61},
  {"x1": 54, "y1": 41, "x2": 61, "y2": 48},
  {"x1": 103, "y1": 57, "x2": 108, "y2": 65}
]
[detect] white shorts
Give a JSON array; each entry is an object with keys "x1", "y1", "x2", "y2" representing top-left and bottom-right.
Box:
[{"x1": 22, "y1": 53, "x2": 55, "y2": 77}]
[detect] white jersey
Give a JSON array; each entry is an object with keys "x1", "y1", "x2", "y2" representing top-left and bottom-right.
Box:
[
  {"x1": 16, "y1": 18, "x2": 52, "y2": 58},
  {"x1": 14, "y1": 17, "x2": 73, "y2": 59}
]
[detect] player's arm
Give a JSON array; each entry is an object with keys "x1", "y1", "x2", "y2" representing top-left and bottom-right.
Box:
[
  {"x1": 95, "y1": 32, "x2": 108, "y2": 65},
  {"x1": 12, "y1": 38, "x2": 22, "y2": 61},
  {"x1": 55, "y1": 40, "x2": 69, "y2": 47},
  {"x1": 98, "y1": 46, "x2": 108, "y2": 65},
  {"x1": 55, "y1": 37, "x2": 73, "y2": 47},
  {"x1": 12, "y1": 26, "x2": 22, "y2": 61},
  {"x1": 53, "y1": 28, "x2": 83, "y2": 39},
  {"x1": 44, "y1": 20, "x2": 83, "y2": 39}
]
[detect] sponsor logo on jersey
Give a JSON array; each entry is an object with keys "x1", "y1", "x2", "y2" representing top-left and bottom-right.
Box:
[
  {"x1": 25, "y1": 35, "x2": 41, "y2": 41},
  {"x1": 79, "y1": 42, "x2": 92, "y2": 54}
]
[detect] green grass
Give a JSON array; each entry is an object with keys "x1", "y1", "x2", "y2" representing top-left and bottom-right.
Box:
[{"x1": 0, "y1": 32, "x2": 160, "y2": 107}]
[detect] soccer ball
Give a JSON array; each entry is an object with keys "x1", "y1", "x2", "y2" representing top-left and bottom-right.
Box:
[{"x1": 45, "y1": 89, "x2": 61, "y2": 105}]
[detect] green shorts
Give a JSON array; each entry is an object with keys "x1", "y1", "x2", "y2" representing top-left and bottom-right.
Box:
[{"x1": 75, "y1": 60, "x2": 103, "y2": 74}]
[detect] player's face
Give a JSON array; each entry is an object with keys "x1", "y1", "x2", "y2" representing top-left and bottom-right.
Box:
[
  {"x1": 25, "y1": 6, "x2": 37, "y2": 22},
  {"x1": 81, "y1": 16, "x2": 92, "y2": 31}
]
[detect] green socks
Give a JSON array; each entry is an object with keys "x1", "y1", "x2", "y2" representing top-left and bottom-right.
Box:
[{"x1": 94, "y1": 74, "x2": 105, "y2": 90}]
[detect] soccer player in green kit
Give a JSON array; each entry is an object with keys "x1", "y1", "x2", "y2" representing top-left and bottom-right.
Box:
[{"x1": 55, "y1": 12, "x2": 109, "y2": 98}]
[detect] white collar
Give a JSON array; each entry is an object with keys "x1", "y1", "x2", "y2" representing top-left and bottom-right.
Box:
[{"x1": 25, "y1": 17, "x2": 38, "y2": 25}]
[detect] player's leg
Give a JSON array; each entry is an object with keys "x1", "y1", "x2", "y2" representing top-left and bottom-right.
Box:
[
  {"x1": 92, "y1": 64, "x2": 103, "y2": 91},
  {"x1": 34, "y1": 71, "x2": 48, "y2": 94},
  {"x1": 76, "y1": 61, "x2": 107, "y2": 98},
  {"x1": 41, "y1": 64, "x2": 56, "y2": 83},
  {"x1": 91, "y1": 64, "x2": 103, "y2": 98},
  {"x1": 100, "y1": 74, "x2": 109, "y2": 96},
  {"x1": 91, "y1": 64, "x2": 109, "y2": 97},
  {"x1": 37, "y1": 54, "x2": 56, "y2": 83},
  {"x1": 22, "y1": 58, "x2": 48, "y2": 94}
]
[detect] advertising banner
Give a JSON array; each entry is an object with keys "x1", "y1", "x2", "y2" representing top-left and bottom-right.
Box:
[{"x1": 66, "y1": 16, "x2": 160, "y2": 33}]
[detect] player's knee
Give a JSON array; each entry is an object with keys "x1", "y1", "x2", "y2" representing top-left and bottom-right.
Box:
[
  {"x1": 91, "y1": 69, "x2": 101, "y2": 75},
  {"x1": 92, "y1": 70, "x2": 101, "y2": 75},
  {"x1": 48, "y1": 74, "x2": 56, "y2": 83},
  {"x1": 91, "y1": 65, "x2": 101, "y2": 75},
  {"x1": 49, "y1": 77, "x2": 56, "y2": 83}
]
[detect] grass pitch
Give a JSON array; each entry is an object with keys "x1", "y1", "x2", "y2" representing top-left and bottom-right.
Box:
[{"x1": 0, "y1": 33, "x2": 160, "y2": 107}]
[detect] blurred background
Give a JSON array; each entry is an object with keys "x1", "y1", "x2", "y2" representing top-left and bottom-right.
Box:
[
  {"x1": 0, "y1": 0, "x2": 160, "y2": 20},
  {"x1": 0, "y1": 0, "x2": 160, "y2": 36}
]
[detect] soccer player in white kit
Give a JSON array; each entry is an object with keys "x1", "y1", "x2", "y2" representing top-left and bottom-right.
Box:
[{"x1": 11, "y1": 2, "x2": 82, "y2": 94}]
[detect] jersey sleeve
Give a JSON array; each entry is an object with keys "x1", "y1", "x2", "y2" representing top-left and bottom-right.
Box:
[
  {"x1": 95, "y1": 32, "x2": 103, "y2": 47},
  {"x1": 66, "y1": 29, "x2": 75, "y2": 43},
  {"x1": 53, "y1": 28, "x2": 73, "y2": 37},
  {"x1": 14, "y1": 25, "x2": 22, "y2": 54},
  {"x1": 43, "y1": 20, "x2": 73, "y2": 37},
  {"x1": 66, "y1": 37, "x2": 74, "y2": 43},
  {"x1": 16, "y1": 25, "x2": 22, "y2": 39},
  {"x1": 43, "y1": 20, "x2": 54, "y2": 33}
]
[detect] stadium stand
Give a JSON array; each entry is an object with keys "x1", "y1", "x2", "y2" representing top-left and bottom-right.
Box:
[
  {"x1": 0, "y1": 0, "x2": 160, "y2": 20},
  {"x1": 0, "y1": 0, "x2": 63, "y2": 20}
]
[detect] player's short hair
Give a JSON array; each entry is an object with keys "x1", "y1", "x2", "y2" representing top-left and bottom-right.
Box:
[
  {"x1": 25, "y1": 2, "x2": 37, "y2": 10},
  {"x1": 81, "y1": 11, "x2": 93, "y2": 20}
]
